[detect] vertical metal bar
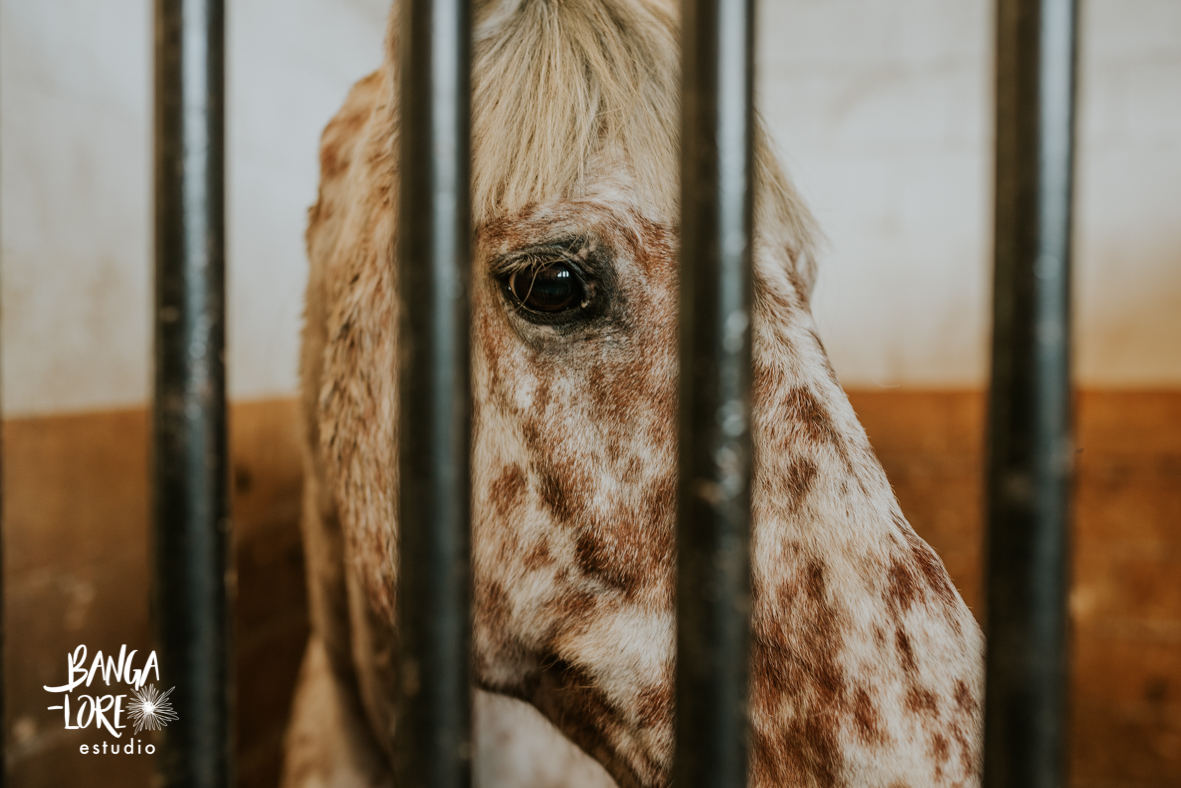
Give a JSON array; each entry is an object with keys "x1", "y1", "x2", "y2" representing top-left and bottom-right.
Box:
[
  {"x1": 0, "y1": 42, "x2": 6, "y2": 781},
  {"x1": 984, "y1": 0, "x2": 1078, "y2": 786},
  {"x1": 0, "y1": 346, "x2": 4, "y2": 788},
  {"x1": 675, "y1": 0, "x2": 756, "y2": 783},
  {"x1": 0, "y1": 14, "x2": 6, "y2": 778},
  {"x1": 395, "y1": 0, "x2": 473, "y2": 783},
  {"x1": 0, "y1": 373, "x2": 4, "y2": 788},
  {"x1": 153, "y1": 2, "x2": 231, "y2": 787}
]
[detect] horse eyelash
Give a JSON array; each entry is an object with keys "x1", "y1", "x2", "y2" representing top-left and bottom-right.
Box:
[
  {"x1": 492, "y1": 237, "x2": 596, "y2": 278},
  {"x1": 517, "y1": 269, "x2": 540, "y2": 307}
]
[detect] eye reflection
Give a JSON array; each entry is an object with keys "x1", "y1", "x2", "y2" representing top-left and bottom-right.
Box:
[{"x1": 508, "y1": 263, "x2": 585, "y2": 313}]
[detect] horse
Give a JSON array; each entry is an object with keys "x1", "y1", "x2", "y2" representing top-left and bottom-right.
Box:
[{"x1": 281, "y1": 0, "x2": 985, "y2": 785}]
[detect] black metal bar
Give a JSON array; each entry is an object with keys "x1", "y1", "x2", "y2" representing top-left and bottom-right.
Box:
[
  {"x1": 395, "y1": 0, "x2": 473, "y2": 783},
  {"x1": 984, "y1": 0, "x2": 1078, "y2": 786},
  {"x1": 152, "y1": 2, "x2": 231, "y2": 787},
  {"x1": 675, "y1": 0, "x2": 756, "y2": 783},
  {"x1": 0, "y1": 78, "x2": 5, "y2": 787},
  {"x1": 0, "y1": 7, "x2": 7, "y2": 781},
  {"x1": 0, "y1": 23, "x2": 6, "y2": 778}
]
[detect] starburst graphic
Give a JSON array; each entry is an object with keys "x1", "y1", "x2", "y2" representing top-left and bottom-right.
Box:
[{"x1": 128, "y1": 684, "x2": 179, "y2": 735}]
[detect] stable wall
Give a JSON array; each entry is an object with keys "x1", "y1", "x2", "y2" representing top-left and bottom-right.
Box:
[{"x1": 2, "y1": 0, "x2": 1180, "y2": 417}]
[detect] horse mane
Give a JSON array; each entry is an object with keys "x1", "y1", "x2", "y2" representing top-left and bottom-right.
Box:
[{"x1": 384, "y1": 0, "x2": 820, "y2": 294}]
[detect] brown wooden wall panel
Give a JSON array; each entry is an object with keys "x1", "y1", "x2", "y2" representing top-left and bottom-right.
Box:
[
  {"x1": 1067, "y1": 393, "x2": 1181, "y2": 788},
  {"x1": 848, "y1": 390, "x2": 987, "y2": 615},
  {"x1": 848, "y1": 389, "x2": 1181, "y2": 788},
  {"x1": 2, "y1": 400, "x2": 307, "y2": 788},
  {"x1": 3, "y1": 409, "x2": 154, "y2": 788},
  {"x1": 228, "y1": 400, "x2": 308, "y2": 788},
  {"x1": 3, "y1": 391, "x2": 1178, "y2": 787}
]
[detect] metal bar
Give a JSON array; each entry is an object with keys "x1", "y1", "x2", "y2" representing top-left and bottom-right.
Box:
[
  {"x1": 984, "y1": 0, "x2": 1078, "y2": 786},
  {"x1": 0, "y1": 56, "x2": 5, "y2": 783},
  {"x1": 0, "y1": 14, "x2": 6, "y2": 777},
  {"x1": 152, "y1": 2, "x2": 231, "y2": 787},
  {"x1": 395, "y1": 0, "x2": 473, "y2": 783},
  {"x1": 675, "y1": 0, "x2": 757, "y2": 783}
]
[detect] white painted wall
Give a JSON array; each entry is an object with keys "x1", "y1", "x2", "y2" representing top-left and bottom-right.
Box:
[
  {"x1": 2, "y1": 0, "x2": 153, "y2": 415},
  {"x1": 2, "y1": 0, "x2": 1179, "y2": 416},
  {"x1": 1, "y1": 0, "x2": 390, "y2": 415},
  {"x1": 760, "y1": 0, "x2": 994, "y2": 387},
  {"x1": 759, "y1": 0, "x2": 1181, "y2": 387}
]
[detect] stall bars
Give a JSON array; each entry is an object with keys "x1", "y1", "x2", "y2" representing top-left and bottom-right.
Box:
[{"x1": 146, "y1": 0, "x2": 1078, "y2": 787}]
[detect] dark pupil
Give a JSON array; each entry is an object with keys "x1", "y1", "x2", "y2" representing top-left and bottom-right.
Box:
[{"x1": 510, "y1": 264, "x2": 581, "y2": 313}]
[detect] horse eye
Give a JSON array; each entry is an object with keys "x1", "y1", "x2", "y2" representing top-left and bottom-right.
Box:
[{"x1": 508, "y1": 263, "x2": 585, "y2": 313}]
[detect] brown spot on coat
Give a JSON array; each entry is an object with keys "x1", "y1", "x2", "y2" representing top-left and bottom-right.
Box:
[
  {"x1": 320, "y1": 139, "x2": 349, "y2": 181},
  {"x1": 950, "y1": 721, "x2": 981, "y2": 778},
  {"x1": 886, "y1": 559, "x2": 922, "y2": 615},
  {"x1": 571, "y1": 492, "x2": 673, "y2": 598},
  {"x1": 852, "y1": 686, "x2": 885, "y2": 746},
  {"x1": 750, "y1": 559, "x2": 848, "y2": 787},
  {"x1": 522, "y1": 540, "x2": 553, "y2": 570},
  {"x1": 889, "y1": 511, "x2": 959, "y2": 609},
  {"x1": 629, "y1": 215, "x2": 678, "y2": 278},
  {"x1": 784, "y1": 456, "x2": 818, "y2": 510},
  {"x1": 905, "y1": 686, "x2": 939, "y2": 717},
  {"x1": 903, "y1": 529, "x2": 959, "y2": 607},
  {"x1": 785, "y1": 387, "x2": 844, "y2": 453},
  {"x1": 544, "y1": 589, "x2": 597, "y2": 633},
  {"x1": 929, "y1": 732, "x2": 950, "y2": 780},
  {"x1": 954, "y1": 679, "x2": 978, "y2": 715},
  {"x1": 537, "y1": 463, "x2": 584, "y2": 524},
  {"x1": 575, "y1": 531, "x2": 639, "y2": 592},
  {"x1": 475, "y1": 579, "x2": 512, "y2": 633},
  {"x1": 895, "y1": 628, "x2": 917, "y2": 674},
  {"x1": 636, "y1": 683, "x2": 672, "y2": 729},
  {"x1": 489, "y1": 463, "x2": 526, "y2": 520}
]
